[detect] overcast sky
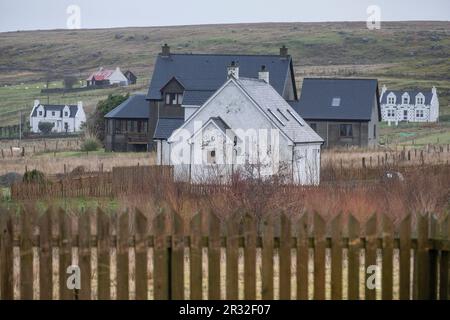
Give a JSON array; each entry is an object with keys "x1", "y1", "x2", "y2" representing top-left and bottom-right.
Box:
[{"x1": 1, "y1": 0, "x2": 449, "y2": 32}]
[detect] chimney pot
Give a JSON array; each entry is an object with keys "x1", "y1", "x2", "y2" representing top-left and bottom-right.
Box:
[
  {"x1": 161, "y1": 43, "x2": 170, "y2": 57},
  {"x1": 227, "y1": 61, "x2": 239, "y2": 79},
  {"x1": 258, "y1": 65, "x2": 269, "y2": 83},
  {"x1": 280, "y1": 45, "x2": 288, "y2": 57}
]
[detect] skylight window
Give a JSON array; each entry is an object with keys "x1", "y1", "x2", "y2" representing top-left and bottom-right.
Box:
[
  {"x1": 267, "y1": 109, "x2": 285, "y2": 126},
  {"x1": 287, "y1": 109, "x2": 304, "y2": 126},
  {"x1": 331, "y1": 97, "x2": 341, "y2": 107},
  {"x1": 277, "y1": 108, "x2": 290, "y2": 121}
]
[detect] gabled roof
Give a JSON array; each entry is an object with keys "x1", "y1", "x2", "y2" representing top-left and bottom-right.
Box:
[
  {"x1": 291, "y1": 78, "x2": 380, "y2": 121},
  {"x1": 104, "y1": 94, "x2": 148, "y2": 119},
  {"x1": 169, "y1": 77, "x2": 323, "y2": 145},
  {"x1": 147, "y1": 53, "x2": 296, "y2": 103},
  {"x1": 87, "y1": 68, "x2": 114, "y2": 81},
  {"x1": 236, "y1": 78, "x2": 323, "y2": 144},
  {"x1": 380, "y1": 90, "x2": 433, "y2": 105},
  {"x1": 154, "y1": 118, "x2": 185, "y2": 140},
  {"x1": 31, "y1": 104, "x2": 78, "y2": 118}
]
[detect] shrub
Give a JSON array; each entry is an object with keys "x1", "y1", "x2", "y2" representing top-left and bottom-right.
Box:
[
  {"x1": 23, "y1": 169, "x2": 46, "y2": 184},
  {"x1": 81, "y1": 134, "x2": 101, "y2": 152},
  {"x1": 38, "y1": 122, "x2": 55, "y2": 134}
]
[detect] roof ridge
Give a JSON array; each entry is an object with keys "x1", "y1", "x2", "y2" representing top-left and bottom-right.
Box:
[
  {"x1": 162, "y1": 53, "x2": 290, "y2": 58},
  {"x1": 304, "y1": 77, "x2": 378, "y2": 81}
]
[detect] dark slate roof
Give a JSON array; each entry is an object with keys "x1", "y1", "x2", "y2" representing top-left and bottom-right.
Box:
[
  {"x1": 380, "y1": 90, "x2": 433, "y2": 105},
  {"x1": 183, "y1": 90, "x2": 216, "y2": 106},
  {"x1": 31, "y1": 104, "x2": 78, "y2": 118},
  {"x1": 104, "y1": 94, "x2": 148, "y2": 119},
  {"x1": 147, "y1": 53, "x2": 295, "y2": 103},
  {"x1": 154, "y1": 118, "x2": 184, "y2": 140},
  {"x1": 291, "y1": 78, "x2": 380, "y2": 121}
]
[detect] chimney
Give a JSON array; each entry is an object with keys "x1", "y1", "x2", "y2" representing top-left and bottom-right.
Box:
[
  {"x1": 227, "y1": 61, "x2": 239, "y2": 79},
  {"x1": 258, "y1": 65, "x2": 269, "y2": 83},
  {"x1": 34, "y1": 100, "x2": 40, "y2": 108},
  {"x1": 161, "y1": 43, "x2": 170, "y2": 57},
  {"x1": 381, "y1": 84, "x2": 387, "y2": 97},
  {"x1": 280, "y1": 45, "x2": 288, "y2": 57},
  {"x1": 432, "y1": 86, "x2": 437, "y2": 96},
  {"x1": 77, "y1": 101, "x2": 83, "y2": 111}
]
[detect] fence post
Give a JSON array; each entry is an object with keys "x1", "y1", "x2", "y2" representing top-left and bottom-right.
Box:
[
  {"x1": 279, "y1": 213, "x2": 292, "y2": 300},
  {"x1": 399, "y1": 214, "x2": 411, "y2": 300},
  {"x1": 313, "y1": 212, "x2": 326, "y2": 300},
  {"x1": 59, "y1": 208, "x2": 73, "y2": 300},
  {"x1": 97, "y1": 208, "x2": 111, "y2": 300},
  {"x1": 382, "y1": 213, "x2": 394, "y2": 300},
  {"x1": 39, "y1": 208, "x2": 53, "y2": 300},
  {"x1": 190, "y1": 212, "x2": 203, "y2": 300},
  {"x1": 20, "y1": 206, "x2": 34, "y2": 300},
  {"x1": 297, "y1": 213, "x2": 309, "y2": 300},
  {"x1": 348, "y1": 214, "x2": 360, "y2": 300},
  {"x1": 135, "y1": 209, "x2": 148, "y2": 300},
  {"x1": 415, "y1": 213, "x2": 429, "y2": 300},
  {"x1": 153, "y1": 211, "x2": 169, "y2": 300},
  {"x1": 0, "y1": 208, "x2": 14, "y2": 300},
  {"x1": 208, "y1": 211, "x2": 221, "y2": 300},
  {"x1": 171, "y1": 210, "x2": 184, "y2": 300},
  {"x1": 365, "y1": 214, "x2": 377, "y2": 300},
  {"x1": 78, "y1": 209, "x2": 92, "y2": 300},
  {"x1": 439, "y1": 214, "x2": 449, "y2": 300},
  {"x1": 261, "y1": 214, "x2": 274, "y2": 300},
  {"x1": 331, "y1": 213, "x2": 343, "y2": 300}
]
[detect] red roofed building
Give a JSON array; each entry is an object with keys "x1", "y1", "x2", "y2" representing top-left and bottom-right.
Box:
[{"x1": 86, "y1": 67, "x2": 129, "y2": 86}]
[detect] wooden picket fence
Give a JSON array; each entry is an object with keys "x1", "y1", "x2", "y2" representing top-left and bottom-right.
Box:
[{"x1": 0, "y1": 206, "x2": 449, "y2": 300}]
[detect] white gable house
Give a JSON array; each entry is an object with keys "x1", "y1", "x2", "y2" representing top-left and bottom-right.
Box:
[
  {"x1": 30, "y1": 100, "x2": 86, "y2": 133},
  {"x1": 156, "y1": 66, "x2": 324, "y2": 185},
  {"x1": 380, "y1": 85, "x2": 439, "y2": 125}
]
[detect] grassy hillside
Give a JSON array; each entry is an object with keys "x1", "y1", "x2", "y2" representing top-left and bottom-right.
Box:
[{"x1": 0, "y1": 21, "x2": 449, "y2": 142}]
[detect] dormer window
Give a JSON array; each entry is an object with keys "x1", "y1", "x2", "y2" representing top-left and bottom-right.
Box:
[
  {"x1": 416, "y1": 94, "x2": 424, "y2": 105},
  {"x1": 64, "y1": 111, "x2": 69, "y2": 117},
  {"x1": 331, "y1": 97, "x2": 341, "y2": 107},
  {"x1": 387, "y1": 94, "x2": 396, "y2": 104},
  {"x1": 52, "y1": 111, "x2": 56, "y2": 116},
  {"x1": 165, "y1": 93, "x2": 183, "y2": 105},
  {"x1": 402, "y1": 93, "x2": 410, "y2": 105},
  {"x1": 39, "y1": 111, "x2": 43, "y2": 116}
]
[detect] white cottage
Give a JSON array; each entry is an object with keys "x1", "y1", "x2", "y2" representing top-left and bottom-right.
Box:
[
  {"x1": 86, "y1": 67, "x2": 129, "y2": 86},
  {"x1": 156, "y1": 66, "x2": 323, "y2": 185},
  {"x1": 30, "y1": 100, "x2": 86, "y2": 133},
  {"x1": 380, "y1": 85, "x2": 439, "y2": 125}
]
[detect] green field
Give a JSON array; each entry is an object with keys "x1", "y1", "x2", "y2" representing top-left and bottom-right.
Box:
[{"x1": 0, "y1": 21, "x2": 449, "y2": 143}]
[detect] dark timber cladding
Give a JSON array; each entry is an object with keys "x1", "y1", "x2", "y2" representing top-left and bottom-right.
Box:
[
  {"x1": 291, "y1": 78, "x2": 381, "y2": 148},
  {"x1": 104, "y1": 94, "x2": 149, "y2": 152},
  {"x1": 146, "y1": 44, "x2": 298, "y2": 149}
]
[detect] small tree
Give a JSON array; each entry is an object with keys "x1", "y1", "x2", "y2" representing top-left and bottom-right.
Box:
[
  {"x1": 63, "y1": 76, "x2": 78, "y2": 90},
  {"x1": 38, "y1": 122, "x2": 55, "y2": 134}
]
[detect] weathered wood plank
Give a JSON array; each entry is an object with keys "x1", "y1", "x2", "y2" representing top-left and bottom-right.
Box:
[
  {"x1": 153, "y1": 212, "x2": 169, "y2": 300},
  {"x1": 279, "y1": 213, "x2": 291, "y2": 300},
  {"x1": 97, "y1": 208, "x2": 110, "y2": 300},
  {"x1": 365, "y1": 214, "x2": 377, "y2": 300},
  {"x1": 348, "y1": 214, "x2": 360, "y2": 300},
  {"x1": 439, "y1": 214, "x2": 449, "y2": 300},
  {"x1": 134, "y1": 209, "x2": 148, "y2": 300},
  {"x1": 78, "y1": 210, "x2": 91, "y2": 300},
  {"x1": 226, "y1": 212, "x2": 239, "y2": 300},
  {"x1": 297, "y1": 213, "x2": 309, "y2": 300},
  {"x1": 190, "y1": 212, "x2": 203, "y2": 300},
  {"x1": 39, "y1": 208, "x2": 53, "y2": 300},
  {"x1": 415, "y1": 213, "x2": 429, "y2": 300},
  {"x1": 171, "y1": 210, "x2": 184, "y2": 300},
  {"x1": 116, "y1": 212, "x2": 129, "y2": 300},
  {"x1": 59, "y1": 208, "x2": 73, "y2": 300},
  {"x1": 330, "y1": 213, "x2": 342, "y2": 300},
  {"x1": 399, "y1": 214, "x2": 411, "y2": 300},
  {"x1": 428, "y1": 214, "x2": 438, "y2": 300},
  {"x1": 20, "y1": 206, "x2": 34, "y2": 300},
  {"x1": 244, "y1": 213, "x2": 256, "y2": 300},
  {"x1": 208, "y1": 211, "x2": 221, "y2": 300},
  {"x1": 261, "y1": 214, "x2": 274, "y2": 300},
  {"x1": 0, "y1": 207, "x2": 14, "y2": 300},
  {"x1": 313, "y1": 212, "x2": 326, "y2": 300},
  {"x1": 382, "y1": 213, "x2": 393, "y2": 300}
]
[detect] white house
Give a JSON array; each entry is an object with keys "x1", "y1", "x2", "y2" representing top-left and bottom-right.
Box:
[
  {"x1": 155, "y1": 65, "x2": 324, "y2": 185},
  {"x1": 380, "y1": 85, "x2": 439, "y2": 125},
  {"x1": 86, "y1": 67, "x2": 129, "y2": 86},
  {"x1": 30, "y1": 100, "x2": 86, "y2": 133}
]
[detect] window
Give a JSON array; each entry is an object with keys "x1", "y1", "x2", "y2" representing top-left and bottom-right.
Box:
[
  {"x1": 340, "y1": 124, "x2": 353, "y2": 137},
  {"x1": 207, "y1": 150, "x2": 216, "y2": 164},
  {"x1": 64, "y1": 111, "x2": 69, "y2": 117},
  {"x1": 310, "y1": 123, "x2": 317, "y2": 132},
  {"x1": 38, "y1": 111, "x2": 43, "y2": 116},
  {"x1": 387, "y1": 109, "x2": 395, "y2": 117},
  {"x1": 416, "y1": 110, "x2": 424, "y2": 118},
  {"x1": 331, "y1": 97, "x2": 341, "y2": 107},
  {"x1": 165, "y1": 93, "x2": 183, "y2": 105},
  {"x1": 373, "y1": 124, "x2": 376, "y2": 138},
  {"x1": 402, "y1": 95, "x2": 409, "y2": 104},
  {"x1": 403, "y1": 110, "x2": 408, "y2": 120},
  {"x1": 416, "y1": 96, "x2": 424, "y2": 105},
  {"x1": 52, "y1": 111, "x2": 56, "y2": 116},
  {"x1": 388, "y1": 96, "x2": 395, "y2": 104}
]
